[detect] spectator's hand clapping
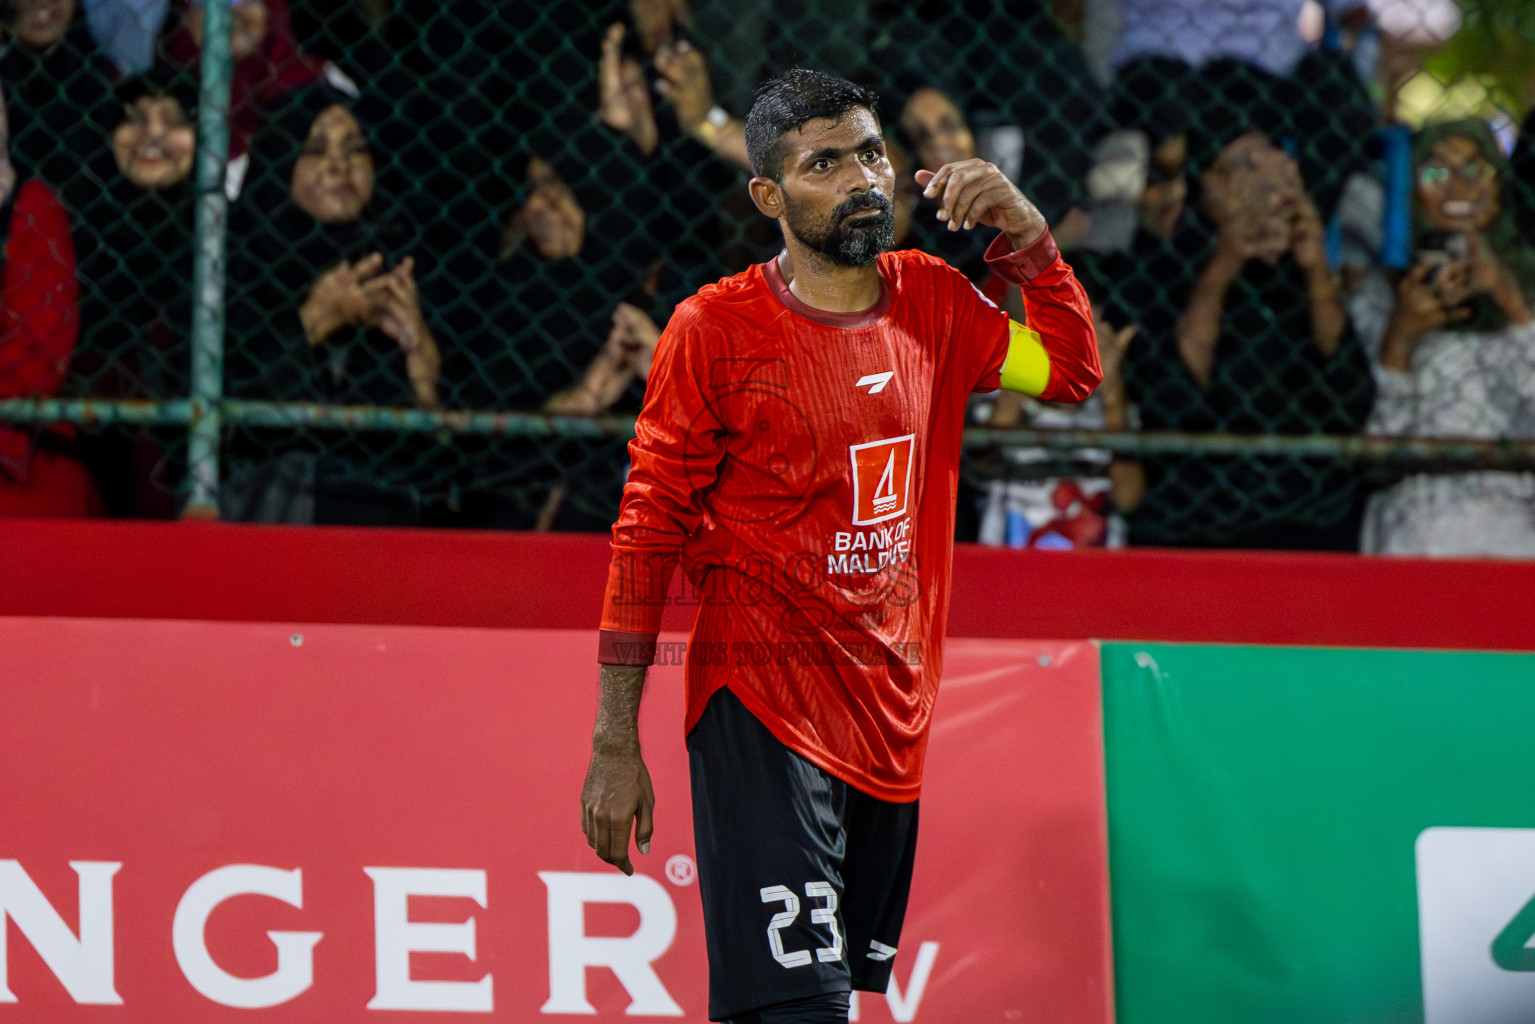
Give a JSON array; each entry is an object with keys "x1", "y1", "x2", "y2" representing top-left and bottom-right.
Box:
[
  {"x1": 365, "y1": 256, "x2": 442, "y2": 408},
  {"x1": 609, "y1": 301, "x2": 662, "y2": 380},
  {"x1": 545, "y1": 302, "x2": 663, "y2": 416},
  {"x1": 300, "y1": 252, "x2": 385, "y2": 346},
  {"x1": 598, "y1": 23, "x2": 659, "y2": 156},
  {"x1": 654, "y1": 40, "x2": 712, "y2": 133}
]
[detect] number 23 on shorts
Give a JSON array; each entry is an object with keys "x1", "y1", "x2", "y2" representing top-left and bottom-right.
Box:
[{"x1": 761, "y1": 882, "x2": 844, "y2": 967}]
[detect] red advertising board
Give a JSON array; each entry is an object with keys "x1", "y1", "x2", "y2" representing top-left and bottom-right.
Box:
[
  {"x1": 0, "y1": 618, "x2": 1110, "y2": 1023},
  {"x1": 5, "y1": 519, "x2": 1533, "y2": 652}
]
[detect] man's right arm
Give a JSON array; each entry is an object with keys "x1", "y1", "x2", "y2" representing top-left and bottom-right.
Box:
[
  {"x1": 581, "y1": 664, "x2": 653, "y2": 876},
  {"x1": 582, "y1": 301, "x2": 725, "y2": 874}
]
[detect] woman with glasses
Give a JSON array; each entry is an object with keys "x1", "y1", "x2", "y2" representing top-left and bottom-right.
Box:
[{"x1": 1352, "y1": 118, "x2": 1535, "y2": 555}]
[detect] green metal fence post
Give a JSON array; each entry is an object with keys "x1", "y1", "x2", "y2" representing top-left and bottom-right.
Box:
[{"x1": 184, "y1": 0, "x2": 233, "y2": 518}]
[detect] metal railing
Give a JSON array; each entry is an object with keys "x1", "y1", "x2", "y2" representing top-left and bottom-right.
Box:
[{"x1": 1, "y1": 2, "x2": 1531, "y2": 528}]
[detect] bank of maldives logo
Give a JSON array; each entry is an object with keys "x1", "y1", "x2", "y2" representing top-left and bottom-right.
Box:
[
  {"x1": 1418, "y1": 826, "x2": 1535, "y2": 1024},
  {"x1": 849, "y1": 435, "x2": 914, "y2": 526}
]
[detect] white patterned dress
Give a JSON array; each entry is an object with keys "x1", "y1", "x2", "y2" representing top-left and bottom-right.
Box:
[{"x1": 1352, "y1": 272, "x2": 1535, "y2": 557}]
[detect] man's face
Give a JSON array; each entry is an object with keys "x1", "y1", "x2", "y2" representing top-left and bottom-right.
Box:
[{"x1": 774, "y1": 107, "x2": 896, "y2": 267}]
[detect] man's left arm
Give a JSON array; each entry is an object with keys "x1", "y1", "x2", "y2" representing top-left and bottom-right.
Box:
[
  {"x1": 985, "y1": 232, "x2": 1101, "y2": 402},
  {"x1": 917, "y1": 159, "x2": 1101, "y2": 402}
]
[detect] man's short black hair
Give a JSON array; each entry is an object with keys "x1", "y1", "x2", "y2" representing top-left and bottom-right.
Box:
[{"x1": 745, "y1": 69, "x2": 881, "y2": 182}]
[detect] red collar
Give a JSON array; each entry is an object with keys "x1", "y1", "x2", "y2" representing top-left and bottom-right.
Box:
[{"x1": 761, "y1": 253, "x2": 891, "y2": 329}]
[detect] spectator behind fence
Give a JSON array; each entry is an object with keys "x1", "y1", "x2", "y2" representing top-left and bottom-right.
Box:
[
  {"x1": 0, "y1": 0, "x2": 119, "y2": 205},
  {"x1": 72, "y1": 69, "x2": 197, "y2": 400},
  {"x1": 1103, "y1": 93, "x2": 1375, "y2": 549},
  {"x1": 1351, "y1": 119, "x2": 1535, "y2": 557},
  {"x1": 160, "y1": 0, "x2": 336, "y2": 165},
  {"x1": 0, "y1": 78, "x2": 99, "y2": 515},
  {"x1": 884, "y1": 72, "x2": 994, "y2": 283},
  {"x1": 223, "y1": 84, "x2": 447, "y2": 525},
  {"x1": 431, "y1": 154, "x2": 662, "y2": 530},
  {"x1": 65, "y1": 70, "x2": 198, "y2": 517},
  {"x1": 1110, "y1": 5, "x2": 1375, "y2": 219},
  {"x1": 590, "y1": 6, "x2": 738, "y2": 291},
  {"x1": 871, "y1": 0, "x2": 1108, "y2": 237}
]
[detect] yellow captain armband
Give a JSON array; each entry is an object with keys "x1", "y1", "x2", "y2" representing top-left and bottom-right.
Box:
[{"x1": 998, "y1": 319, "x2": 1052, "y2": 396}]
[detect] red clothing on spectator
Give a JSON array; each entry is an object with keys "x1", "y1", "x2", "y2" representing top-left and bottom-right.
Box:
[
  {"x1": 163, "y1": 0, "x2": 324, "y2": 158},
  {"x1": 0, "y1": 179, "x2": 98, "y2": 517},
  {"x1": 598, "y1": 234, "x2": 1098, "y2": 800}
]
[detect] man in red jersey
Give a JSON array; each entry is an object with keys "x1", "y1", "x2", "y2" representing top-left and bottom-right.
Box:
[{"x1": 580, "y1": 69, "x2": 1100, "y2": 1023}]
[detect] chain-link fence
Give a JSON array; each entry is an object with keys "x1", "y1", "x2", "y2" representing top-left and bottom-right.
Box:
[{"x1": 0, "y1": 0, "x2": 1533, "y2": 550}]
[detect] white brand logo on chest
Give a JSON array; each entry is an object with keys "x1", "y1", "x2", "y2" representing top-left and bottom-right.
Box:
[{"x1": 855, "y1": 371, "x2": 894, "y2": 395}]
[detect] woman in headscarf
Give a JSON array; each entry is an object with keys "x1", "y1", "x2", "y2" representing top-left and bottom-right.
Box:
[
  {"x1": 0, "y1": 0, "x2": 119, "y2": 204},
  {"x1": 72, "y1": 67, "x2": 197, "y2": 399},
  {"x1": 883, "y1": 69, "x2": 995, "y2": 285},
  {"x1": 158, "y1": 0, "x2": 330, "y2": 161},
  {"x1": 871, "y1": 0, "x2": 1108, "y2": 236},
  {"x1": 223, "y1": 82, "x2": 446, "y2": 525},
  {"x1": 1353, "y1": 118, "x2": 1535, "y2": 556},
  {"x1": 1105, "y1": 70, "x2": 1375, "y2": 550},
  {"x1": 65, "y1": 68, "x2": 197, "y2": 516},
  {"x1": 431, "y1": 152, "x2": 664, "y2": 530}
]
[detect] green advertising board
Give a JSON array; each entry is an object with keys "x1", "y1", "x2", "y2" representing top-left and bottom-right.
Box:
[{"x1": 1101, "y1": 643, "x2": 1535, "y2": 1024}]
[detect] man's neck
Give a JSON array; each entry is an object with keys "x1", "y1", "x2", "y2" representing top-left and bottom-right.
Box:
[{"x1": 777, "y1": 241, "x2": 883, "y2": 314}]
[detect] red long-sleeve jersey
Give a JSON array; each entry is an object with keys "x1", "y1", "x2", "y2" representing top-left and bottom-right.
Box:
[{"x1": 599, "y1": 231, "x2": 1099, "y2": 801}]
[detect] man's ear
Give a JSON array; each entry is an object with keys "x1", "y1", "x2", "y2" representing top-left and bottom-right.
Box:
[{"x1": 748, "y1": 176, "x2": 783, "y2": 220}]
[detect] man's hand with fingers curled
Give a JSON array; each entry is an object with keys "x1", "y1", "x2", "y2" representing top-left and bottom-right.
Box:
[
  {"x1": 581, "y1": 743, "x2": 655, "y2": 876},
  {"x1": 915, "y1": 159, "x2": 1047, "y2": 251},
  {"x1": 581, "y1": 663, "x2": 655, "y2": 876}
]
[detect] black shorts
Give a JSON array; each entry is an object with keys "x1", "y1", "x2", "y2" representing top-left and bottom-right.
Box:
[{"x1": 687, "y1": 687, "x2": 919, "y2": 1022}]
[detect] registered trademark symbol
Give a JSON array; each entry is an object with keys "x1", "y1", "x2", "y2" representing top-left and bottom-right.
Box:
[{"x1": 665, "y1": 854, "x2": 696, "y2": 886}]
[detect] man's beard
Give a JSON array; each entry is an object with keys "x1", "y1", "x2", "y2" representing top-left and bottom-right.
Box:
[{"x1": 782, "y1": 188, "x2": 895, "y2": 267}]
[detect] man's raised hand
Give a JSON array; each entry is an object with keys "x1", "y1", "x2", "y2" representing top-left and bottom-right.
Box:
[{"x1": 915, "y1": 159, "x2": 1046, "y2": 250}]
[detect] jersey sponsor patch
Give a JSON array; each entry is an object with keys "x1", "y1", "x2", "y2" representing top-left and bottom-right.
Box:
[{"x1": 849, "y1": 434, "x2": 914, "y2": 526}]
